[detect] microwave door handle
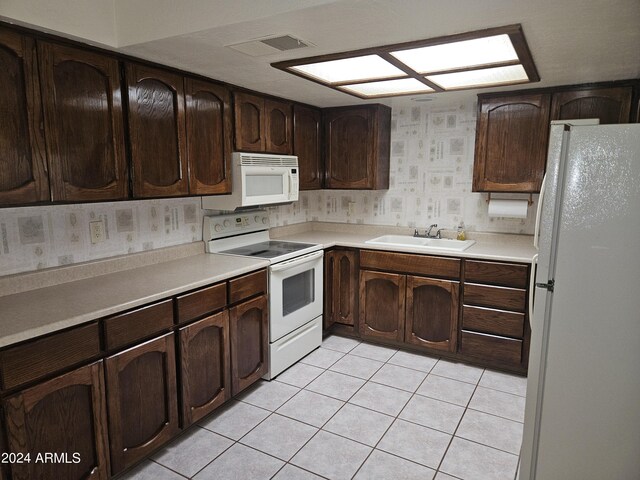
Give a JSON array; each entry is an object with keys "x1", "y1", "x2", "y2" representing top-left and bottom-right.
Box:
[
  {"x1": 270, "y1": 251, "x2": 323, "y2": 272},
  {"x1": 288, "y1": 171, "x2": 293, "y2": 199}
]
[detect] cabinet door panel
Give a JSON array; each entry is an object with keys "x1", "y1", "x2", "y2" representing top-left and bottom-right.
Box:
[
  {"x1": 264, "y1": 99, "x2": 292, "y2": 154},
  {"x1": 105, "y1": 333, "x2": 178, "y2": 474},
  {"x1": 185, "y1": 78, "x2": 232, "y2": 194},
  {"x1": 336, "y1": 250, "x2": 357, "y2": 326},
  {"x1": 230, "y1": 295, "x2": 268, "y2": 395},
  {"x1": 179, "y1": 311, "x2": 230, "y2": 426},
  {"x1": 0, "y1": 28, "x2": 49, "y2": 204},
  {"x1": 325, "y1": 108, "x2": 372, "y2": 188},
  {"x1": 405, "y1": 276, "x2": 459, "y2": 352},
  {"x1": 39, "y1": 42, "x2": 127, "y2": 201},
  {"x1": 474, "y1": 94, "x2": 551, "y2": 192},
  {"x1": 126, "y1": 64, "x2": 188, "y2": 197},
  {"x1": 359, "y1": 270, "x2": 405, "y2": 342},
  {"x1": 234, "y1": 92, "x2": 264, "y2": 152},
  {"x1": 293, "y1": 104, "x2": 322, "y2": 189},
  {"x1": 551, "y1": 87, "x2": 632, "y2": 124},
  {"x1": 4, "y1": 362, "x2": 109, "y2": 480},
  {"x1": 324, "y1": 250, "x2": 336, "y2": 330}
]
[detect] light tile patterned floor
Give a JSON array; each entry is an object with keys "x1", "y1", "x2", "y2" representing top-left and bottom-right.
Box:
[{"x1": 121, "y1": 335, "x2": 527, "y2": 480}]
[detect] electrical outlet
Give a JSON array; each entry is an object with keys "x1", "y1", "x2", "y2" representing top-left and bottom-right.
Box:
[{"x1": 89, "y1": 221, "x2": 105, "y2": 244}]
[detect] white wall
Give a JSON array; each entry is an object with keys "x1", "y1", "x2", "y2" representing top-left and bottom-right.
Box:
[
  {"x1": 0, "y1": 0, "x2": 118, "y2": 46},
  {"x1": 269, "y1": 100, "x2": 538, "y2": 234}
]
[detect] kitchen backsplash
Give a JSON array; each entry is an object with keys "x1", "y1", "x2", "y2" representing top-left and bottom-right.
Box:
[
  {"x1": 0, "y1": 198, "x2": 202, "y2": 276},
  {"x1": 269, "y1": 100, "x2": 538, "y2": 233},
  {"x1": 1, "y1": 100, "x2": 536, "y2": 277}
]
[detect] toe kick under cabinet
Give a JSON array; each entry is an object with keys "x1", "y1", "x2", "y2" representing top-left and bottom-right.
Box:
[{"x1": 0, "y1": 268, "x2": 267, "y2": 480}]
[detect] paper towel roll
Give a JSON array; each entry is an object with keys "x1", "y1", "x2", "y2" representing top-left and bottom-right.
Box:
[{"x1": 487, "y1": 199, "x2": 529, "y2": 218}]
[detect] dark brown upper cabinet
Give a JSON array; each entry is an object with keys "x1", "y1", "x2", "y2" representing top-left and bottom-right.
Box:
[
  {"x1": 38, "y1": 41, "x2": 127, "y2": 202},
  {"x1": 126, "y1": 63, "x2": 189, "y2": 198},
  {"x1": 324, "y1": 104, "x2": 391, "y2": 190},
  {"x1": 185, "y1": 77, "x2": 232, "y2": 195},
  {"x1": 0, "y1": 28, "x2": 49, "y2": 205},
  {"x1": 473, "y1": 93, "x2": 551, "y2": 193},
  {"x1": 234, "y1": 91, "x2": 264, "y2": 152},
  {"x1": 233, "y1": 91, "x2": 292, "y2": 154},
  {"x1": 264, "y1": 98, "x2": 293, "y2": 154},
  {"x1": 293, "y1": 104, "x2": 322, "y2": 189},
  {"x1": 550, "y1": 86, "x2": 632, "y2": 124}
]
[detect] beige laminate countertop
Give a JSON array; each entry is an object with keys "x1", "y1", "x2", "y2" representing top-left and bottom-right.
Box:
[
  {"x1": 272, "y1": 229, "x2": 537, "y2": 264},
  {"x1": 0, "y1": 253, "x2": 269, "y2": 349}
]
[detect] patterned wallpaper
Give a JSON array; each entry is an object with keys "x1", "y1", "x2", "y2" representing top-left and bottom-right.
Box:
[
  {"x1": 269, "y1": 99, "x2": 538, "y2": 233},
  {"x1": 0, "y1": 99, "x2": 536, "y2": 277},
  {"x1": 0, "y1": 198, "x2": 202, "y2": 276}
]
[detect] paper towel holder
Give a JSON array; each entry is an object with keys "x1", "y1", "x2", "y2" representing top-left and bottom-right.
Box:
[{"x1": 486, "y1": 192, "x2": 533, "y2": 206}]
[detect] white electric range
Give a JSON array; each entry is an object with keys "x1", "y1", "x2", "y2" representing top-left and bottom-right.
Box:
[{"x1": 204, "y1": 211, "x2": 323, "y2": 379}]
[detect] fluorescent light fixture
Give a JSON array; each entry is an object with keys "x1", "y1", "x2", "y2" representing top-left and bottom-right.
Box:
[
  {"x1": 272, "y1": 25, "x2": 538, "y2": 99},
  {"x1": 427, "y1": 64, "x2": 529, "y2": 90},
  {"x1": 340, "y1": 78, "x2": 435, "y2": 97},
  {"x1": 390, "y1": 34, "x2": 518, "y2": 73},
  {"x1": 290, "y1": 55, "x2": 404, "y2": 84}
]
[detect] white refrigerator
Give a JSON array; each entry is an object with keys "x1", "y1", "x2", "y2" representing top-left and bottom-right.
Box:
[{"x1": 519, "y1": 121, "x2": 640, "y2": 479}]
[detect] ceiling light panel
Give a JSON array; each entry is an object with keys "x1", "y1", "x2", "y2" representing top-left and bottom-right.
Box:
[
  {"x1": 340, "y1": 78, "x2": 435, "y2": 97},
  {"x1": 289, "y1": 55, "x2": 405, "y2": 84},
  {"x1": 427, "y1": 64, "x2": 529, "y2": 90},
  {"x1": 390, "y1": 34, "x2": 518, "y2": 73},
  {"x1": 272, "y1": 25, "x2": 538, "y2": 99}
]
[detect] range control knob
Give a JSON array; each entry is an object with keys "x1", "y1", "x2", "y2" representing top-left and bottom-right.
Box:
[
  {"x1": 262, "y1": 217, "x2": 268, "y2": 225},
  {"x1": 214, "y1": 223, "x2": 222, "y2": 232},
  {"x1": 254, "y1": 215, "x2": 261, "y2": 223},
  {"x1": 223, "y1": 220, "x2": 231, "y2": 228}
]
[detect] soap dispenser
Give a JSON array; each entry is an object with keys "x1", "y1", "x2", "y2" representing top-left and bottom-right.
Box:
[{"x1": 456, "y1": 221, "x2": 466, "y2": 241}]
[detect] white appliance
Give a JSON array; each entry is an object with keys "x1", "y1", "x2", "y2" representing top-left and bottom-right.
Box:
[
  {"x1": 204, "y1": 210, "x2": 323, "y2": 379},
  {"x1": 202, "y1": 152, "x2": 299, "y2": 210},
  {"x1": 519, "y1": 121, "x2": 640, "y2": 479}
]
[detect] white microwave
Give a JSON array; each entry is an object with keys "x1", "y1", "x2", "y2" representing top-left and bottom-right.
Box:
[{"x1": 202, "y1": 152, "x2": 299, "y2": 210}]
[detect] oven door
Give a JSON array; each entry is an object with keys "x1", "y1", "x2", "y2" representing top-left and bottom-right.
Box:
[{"x1": 269, "y1": 250, "x2": 323, "y2": 342}]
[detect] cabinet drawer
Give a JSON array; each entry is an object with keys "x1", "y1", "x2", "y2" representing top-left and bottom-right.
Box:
[
  {"x1": 464, "y1": 283, "x2": 526, "y2": 311},
  {"x1": 360, "y1": 250, "x2": 460, "y2": 279},
  {"x1": 104, "y1": 300, "x2": 174, "y2": 350},
  {"x1": 462, "y1": 305, "x2": 525, "y2": 338},
  {"x1": 0, "y1": 322, "x2": 101, "y2": 390},
  {"x1": 176, "y1": 282, "x2": 227, "y2": 324},
  {"x1": 460, "y1": 330, "x2": 522, "y2": 365},
  {"x1": 228, "y1": 269, "x2": 268, "y2": 305},
  {"x1": 464, "y1": 260, "x2": 528, "y2": 288}
]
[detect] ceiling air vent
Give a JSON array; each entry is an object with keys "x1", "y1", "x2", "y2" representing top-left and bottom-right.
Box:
[{"x1": 227, "y1": 35, "x2": 313, "y2": 57}]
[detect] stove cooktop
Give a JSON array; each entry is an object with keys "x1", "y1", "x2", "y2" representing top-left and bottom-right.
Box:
[{"x1": 219, "y1": 240, "x2": 317, "y2": 259}]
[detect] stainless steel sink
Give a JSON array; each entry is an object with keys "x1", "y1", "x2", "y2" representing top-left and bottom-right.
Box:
[{"x1": 365, "y1": 234, "x2": 476, "y2": 252}]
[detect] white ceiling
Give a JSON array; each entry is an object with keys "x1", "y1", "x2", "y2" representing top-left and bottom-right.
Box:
[{"x1": 3, "y1": 0, "x2": 639, "y2": 107}]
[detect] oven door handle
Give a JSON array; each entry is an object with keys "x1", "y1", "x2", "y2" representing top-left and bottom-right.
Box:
[{"x1": 270, "y1": 250, "x2": 324, "y2": 272}]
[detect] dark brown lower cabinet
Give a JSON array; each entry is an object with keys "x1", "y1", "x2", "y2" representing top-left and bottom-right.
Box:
[
  {"x1": 405, "y1": 276, "x2": 459, "y2": 352},
  {"x1": 324, "y1": 249, "x2": 358, "y2": 331},
  {"x1": 179, "y1": 311, "x2": 231, "y2": 427},
  {"x1": 230, "y1": 294, "x2": 269, "y2": 396},
  {"x1": 105, "y1": 333, "x2": 178, "y2": 475},
  {"x1": 3, "y1": 362, "x2": 109, "y2": 480},
  {"x1": 359, "y1": 270, "x2": 406, "y2": 342}
]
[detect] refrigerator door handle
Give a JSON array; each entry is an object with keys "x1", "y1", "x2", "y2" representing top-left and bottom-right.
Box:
[
  {"x1": 533, "y1": 174, "x2": 547, "y2": 250},
  {"x1": 529, "y1": 253, "x2": 538, "y2": 321}
]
